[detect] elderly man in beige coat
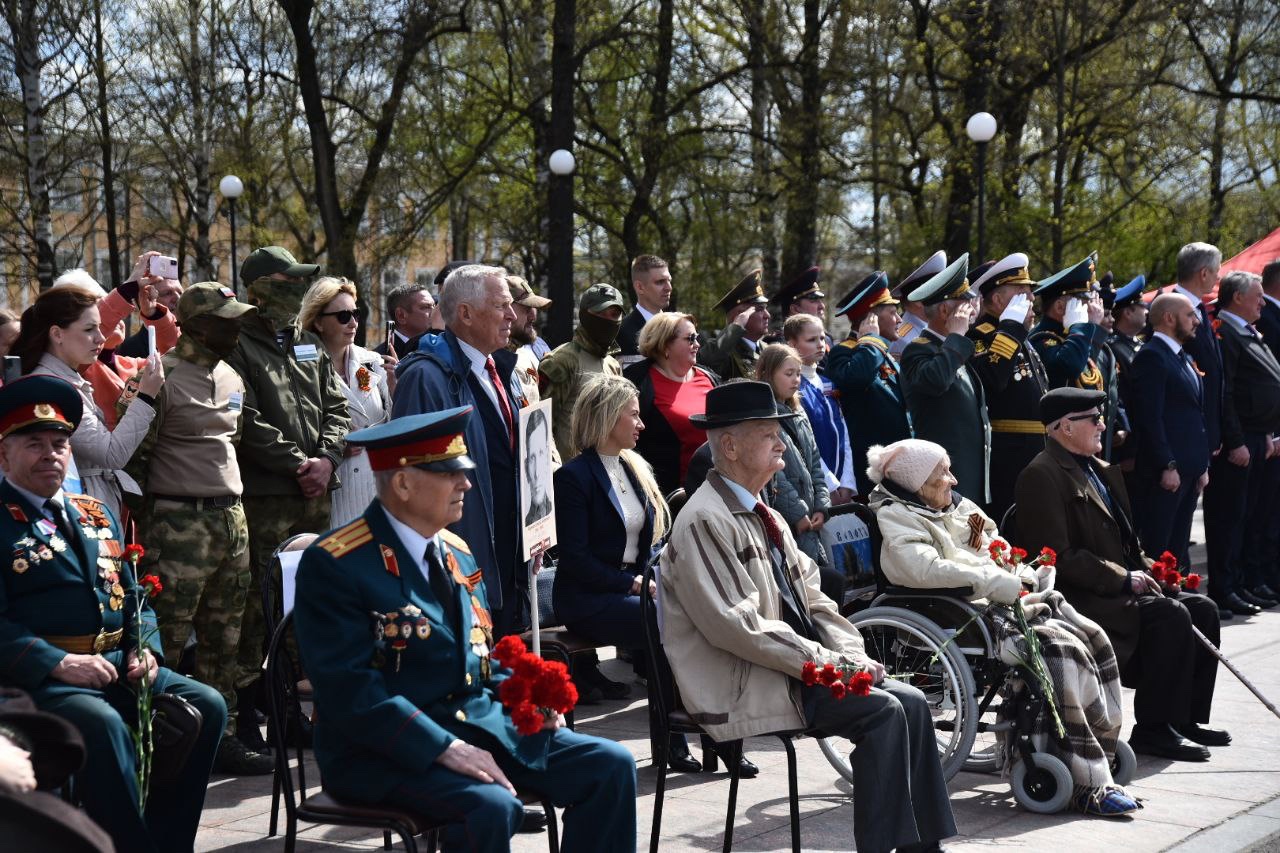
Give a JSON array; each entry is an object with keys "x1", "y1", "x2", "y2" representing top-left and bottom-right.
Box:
[{"x1": 661, "y1": 381, "x2": 956, "y2": 853}]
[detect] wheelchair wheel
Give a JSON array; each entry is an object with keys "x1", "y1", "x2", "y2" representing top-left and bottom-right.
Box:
[
  {"x1": 823, "y1": 607, "x2": 977, "y2": 782},
  {"x1": 1011, "y1": 752, "x2": 1073, "y2": 813},
  {"x1": 1111, "y1": 739, "x2": 1136, "y2": 786}
]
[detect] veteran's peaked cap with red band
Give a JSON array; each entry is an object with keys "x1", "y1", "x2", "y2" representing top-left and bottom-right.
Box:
[
  {"x1": 348, "y1": 405, "x2": 477, "y2": 473},
  {"x1": 0, "y1": 375, "x2": 83, "y2": 438}
]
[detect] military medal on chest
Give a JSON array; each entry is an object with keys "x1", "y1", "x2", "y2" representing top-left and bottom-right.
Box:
[{"x1": 97, "y1": 555, "x2": 125, "y2": 611}]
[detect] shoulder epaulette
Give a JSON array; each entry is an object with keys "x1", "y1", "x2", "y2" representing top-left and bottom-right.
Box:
[
  {"x1": 439, "y1": 528, "x2": 472, "y2": 555},
  {"x1": 318, "y1": 518, "x2": 372, "y2": 557},
  {"x1": 989, "y1": 333, "x2": 1019, "y2": 360},
  {"x1": 856, "y1": 335, "x2": 889, "y2": 352},
  {"x1": 838, "y1": 337, "x2": 858, "y2": 349},
  {"x1": 975, "y1": 322, "x2": 995, "y2": 335}
]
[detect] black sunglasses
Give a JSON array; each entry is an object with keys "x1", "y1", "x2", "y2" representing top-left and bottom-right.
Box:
[
  {"x1": 1064, "y1": 412, "x2": 1104, "y2": 425},
  {"x1": 320, "y1": 309, "x2": 358, "y2": 324}
]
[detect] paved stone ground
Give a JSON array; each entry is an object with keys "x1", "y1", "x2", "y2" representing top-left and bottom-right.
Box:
[{"x1": 195, "y1": 511, "x2": 1280, "y2": 852}]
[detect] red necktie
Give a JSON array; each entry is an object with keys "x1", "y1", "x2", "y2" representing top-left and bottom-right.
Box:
[
  {"x1": 753, "y1": 502, "x2": 784, "y2": 551},
  {"x1": 484, "y1": 356, "x2": 515, "y2": 448}
]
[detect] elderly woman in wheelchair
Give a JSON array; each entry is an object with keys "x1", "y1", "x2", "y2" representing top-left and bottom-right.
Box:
[{"x1": 865, "y1": 438, "x2": 1139, "y2": 818}]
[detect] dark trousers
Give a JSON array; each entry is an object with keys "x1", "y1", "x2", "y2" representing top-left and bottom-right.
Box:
[
  {"x1": 1121, "y1": 592, "x2": 1220, "y2": 728},
  {"x1": 806, "y1": 679, "x2": 957, "y2": 853},
  {"x1": 36, "y1": 668, "x2": 225, "y2": 853},
  {"x1": 1245, "y1": 455, "x2": 1280, "y2": 589},
  {"x1": 1138, "y1": 468, "x2": 1202, "y2": 570},
  {"x1": 989, "y1": 433, "x2": 1045, "y2": 525},
  {"x1": 387, "y1": 727, "x2": 636, "y2": 853},
  {"x1": 1203, "y1": 434, "x2": 1267, "y2": 599},
  {"x1": 565, "y1": 594, "x2": 690, "y2": 754}
]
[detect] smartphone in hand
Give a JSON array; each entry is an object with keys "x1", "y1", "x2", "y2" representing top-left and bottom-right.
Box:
[
  {"x1": 385, "y1": 320, "x2": 396, "y2": 350},
  {"x1": 148, "y1": 255, "x2": 179, "y2": 279}
]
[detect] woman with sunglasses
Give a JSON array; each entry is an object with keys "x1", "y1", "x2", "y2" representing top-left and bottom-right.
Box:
[
  {"x1": 300, "y1": 277, "x2": 394, "y2": 526},
  {"x1": 622, "y1": 311, "x2": 719, "y2": 495}
]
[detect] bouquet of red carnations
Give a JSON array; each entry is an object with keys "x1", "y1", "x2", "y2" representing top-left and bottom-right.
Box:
[
  {"x1": 1149, "y1": 550, "x2": 1201, "y2": 594},
  {"x1": 491, "y1": 635, "x2": 579, "y2": 735},
  {"x1": 800, "y1": 661, "x2": 875, "y2": 699}
]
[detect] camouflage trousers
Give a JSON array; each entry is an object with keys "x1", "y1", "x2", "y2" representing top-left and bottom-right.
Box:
[
  {"x1": 235, "y1": 494, "x2": 330, "y2": 689},
  {"x1": 136, "y1": 498, "x2": 250, "y2": 735}
]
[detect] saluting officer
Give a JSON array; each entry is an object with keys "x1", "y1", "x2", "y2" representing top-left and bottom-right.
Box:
[
  {"x1": 0, "y1": 376, "x2": 224, "y2": 853},
  {"x1": 1108, "y1": 275, "x2": 1149, "y2": 481},
  {"x1": 293, "y1": 406, "x2": 637, "y2": 853},
  {"x1": 888, "y1": 250, "x2": 947, "y2": 359},
  {"x1": 967, "y1": 253, "x2": 1049, "y2": 520},
  {"x1": 1029, "y1": 255, "x2": 1110, "y2": 391},
  {"x1": 826, "y1": 271, "x2": 913, "y2": 495},
  {"x1": 698, "y1": 269, "x2": 771, "y2": 380},
  {"x1": 899, "y1": 254, "x2": 993, "y2": 506}
]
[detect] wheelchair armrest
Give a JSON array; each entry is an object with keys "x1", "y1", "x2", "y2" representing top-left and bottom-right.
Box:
[{"x1": 881, "y1": 584, "x2": 974, "y2": 599}]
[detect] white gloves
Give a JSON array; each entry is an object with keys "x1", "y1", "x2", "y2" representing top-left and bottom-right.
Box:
[
  {"x1": 1000, "y1": 293, "x2": 1032, "y2": 324},
  {"x1": 1063, "y1": 297, "x2": 1089, "y2": 327}
]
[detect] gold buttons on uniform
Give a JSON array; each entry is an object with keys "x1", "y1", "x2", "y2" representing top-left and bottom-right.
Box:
[{"x1": 455, "y1": 710, "x2": 467, "y2": 722}]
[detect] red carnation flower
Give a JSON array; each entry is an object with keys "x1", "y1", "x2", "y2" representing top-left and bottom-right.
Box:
[
  {"x1": 818, "y1": 663, "x2": 840, "y2": 686},
  {"x1": 829, "y1": 680, "x2": 847, "y2": 700},
  {"x1": 1010, "y1": 546, "x2": 1028, "y2": 564},
  {"x1": 801, "y1": 661, "x2": 819, "y2": 686},
  {"x1": 1166, "y1": 570, "x2": 1182, "y2": 587},
  {"x1": 1185, "y1": 573, "x2": 1202, "y2": 591},
  {"x1": 1038, "y1": 547, "x2": 1057, "y2": 566},
  {"x1": 124, "y1": 543, "x2": 145, "y2": 563},
  {"x1": 140, "y1": 574, "x2": 163, "y2": 597},
  {"x1": 1159, "y1": 551, "x2": 1178, "y2": 568},
  {"x1": 493, "y1": 635, "x2": 527, "y2": 665},
  {"x1": 1019, "y1": 588, "x2": 1029, "y2": 598},
  {"x1": 849, "y1": 670, "x2": 874, "y2": 697},
  {"x1": 988, "y1": 540, "x2": 1007, "y2": 559},
  {"x1": 511, "y1": 701, "x2": 544, "y2": 736},
  {"x1": 499, "y1": 676, "x2": 532, "y2": 706}
]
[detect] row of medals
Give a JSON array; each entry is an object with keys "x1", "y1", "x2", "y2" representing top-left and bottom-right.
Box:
[{"x1": 11, "y1": 525, "x2": 123, "y2": 611}]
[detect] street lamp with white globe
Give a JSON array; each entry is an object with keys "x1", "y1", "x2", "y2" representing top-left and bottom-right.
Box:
[
  {"x1": 965, "y1": 112, "x2": 998, "y2": 262},
  {"x1": 219, "y1": 174, "x2": 245, "y2": 295},
  {"x1": 549, "y1": 149, "x2": 575, "y2": 176}
]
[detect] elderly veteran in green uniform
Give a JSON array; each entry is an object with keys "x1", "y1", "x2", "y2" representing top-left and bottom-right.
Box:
[
  {"x1": 900, "y1": 253, "x2": 993, "y2": 507},
  {"x1": 538, "y1": 283, "x2": 625, "y2": 461},
  {"x1": 293, "y1": 406, "x2": 637, "y2": 853},
  {"x1": 826, "y1": 271, "x2": 913, "y2": 494},
  {"x1": 226, "y1": 245, "x2": 349, "y2": 753},
  {"x1": 126, "y1": 283, "x2": 271, "y2": 774},
  {"x1": 1029, "y1": 255, "x2": 1110, "y2": 392},
  {"x1": 967, "y1": 252, "x2": 1049, "y2": 521},
  {"x1": 698, "y1": 269, "x2": 771, "y2": 380},
  {"x1": 888, "y1": 250, "x2": 947, "y2": 359},
  {"x1": 0, "y1": 375, "x2": 224, "y2": 853}
]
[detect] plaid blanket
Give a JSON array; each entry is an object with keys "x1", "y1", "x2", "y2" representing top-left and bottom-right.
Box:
[{"x1": 991, "y1": 589, "x2": 1124, "y2": 788}]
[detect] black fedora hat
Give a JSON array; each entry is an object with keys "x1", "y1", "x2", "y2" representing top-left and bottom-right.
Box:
[{"x1": 689, "y1": 381, "x2": 798, "y2": 429}]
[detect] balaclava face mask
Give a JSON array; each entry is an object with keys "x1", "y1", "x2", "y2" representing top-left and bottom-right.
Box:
[
  {"x1": 578, "y1": 308, "x2": 622, "y2": 354},
  {"x1": 247, "y1": 276, "x2": 311, "y2": 327},
  {"x1": 181, "y1": 314, "x2": 243, "y2": 359}
]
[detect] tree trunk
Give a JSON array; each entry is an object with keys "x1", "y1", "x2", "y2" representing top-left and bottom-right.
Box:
[
  {"x1": 1205, "y1": 94, "x2": 1229, "y2": 245},
  {"x1": 187, "y1": 0, "x2": 214, "y2": 281},
  {"x1": 780, "y1": 0, "x2": 822, "y2": 285},
  {"x1": 91, "y1": 0, "x2": 121, "y2": 288},
  {"x1": 746, "y1": 0, "x2": 778, "y2": 289},
  {"x1": 8, "y1": 0, "x2": 54, "y2": 289}
]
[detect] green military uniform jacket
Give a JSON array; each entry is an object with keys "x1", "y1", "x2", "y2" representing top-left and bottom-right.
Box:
[
  {"x1": 538, "y1": 332, "x2": 622, "y2": 462},
  {"x1": 697, "y1": 323, "x2": 760, "y2": 381},
  {"x1": 293, "y1": 500, "x2": 551, "y2": 804},
  {"x1": 226, "y1": 316, "x2": 350, "y2": 495},
  {"x1": 824, "y1": 334, "x2": 913, "y2": 494},
  {"x1": 900, "y1": 329, "x2": 992, "y2": 505},
  {"x1": 0, "y1": 482, "x2": 161, "y2": 697}
]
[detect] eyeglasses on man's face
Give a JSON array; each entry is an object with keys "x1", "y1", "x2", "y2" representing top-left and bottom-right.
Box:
[{"x1": 1065, "y1": 411, "x2": 1104, "y2": 426}]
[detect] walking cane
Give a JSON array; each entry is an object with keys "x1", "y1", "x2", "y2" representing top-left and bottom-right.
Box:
[
  {"x1": 528, "y1": 548, "x2": 542, "y2": 657},
  {"x1": 1193, "y1": 625, "x2": 1280, "y2": 722}
]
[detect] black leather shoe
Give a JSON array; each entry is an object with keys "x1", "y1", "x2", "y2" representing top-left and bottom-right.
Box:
[
  {"x1": 1255, "y1": 584, "x2": 1279, "y2": 599},
  {"x1": 1217, "y1": 606, "x2": 1234, "y2": 621},
  {"x1": 214, "y1": 735, "x2": 275, "y2": 775},
  {"x1": 1175, "y1": 723, "x2": 1232, "y2": 746},
  {"x1": 667, "y1": 747, "x2": 702, "y2": 773},
  {"x1": 1238, "y1": 589, "x2": 1278, "y2": 609},
  {"x1": 1129, "y1": 725, "x2": 1210, "y2": 761},
  {"x1": 1215, "y1": 593, "x2": 1261, "y2": 616},
  {"x1": 735, "y1": 755, "x2": 759, "y2": 778},
  {"x1": 518, "y1": 807, "x2": 548, "y2": 834}
]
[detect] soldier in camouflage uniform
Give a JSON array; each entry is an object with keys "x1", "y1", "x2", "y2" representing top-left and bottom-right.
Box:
[
  {"x1": 127, "y1": 282, "x2": 273, "y2": 774},
  {"x1": 538, "y1": 283, "x2": 625, "y2": 461},
  {"x1": 227, "y1": 247, "x2": 350, "y2": 753}
]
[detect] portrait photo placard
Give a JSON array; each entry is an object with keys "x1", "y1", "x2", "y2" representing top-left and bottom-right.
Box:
[{"x1": 519, "y1": 398, "x2": 556, "y2": 559}]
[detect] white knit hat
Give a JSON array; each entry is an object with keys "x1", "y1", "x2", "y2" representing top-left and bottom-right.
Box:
[{"x1": 866, "y1": 439, "x2": 950, "y2": 493}]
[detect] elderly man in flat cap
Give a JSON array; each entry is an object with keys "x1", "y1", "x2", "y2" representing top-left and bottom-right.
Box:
[{"x1": 1015, "y1": 387, "x2": 1227, "y2": 763}]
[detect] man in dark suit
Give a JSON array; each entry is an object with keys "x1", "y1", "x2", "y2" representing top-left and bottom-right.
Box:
[
  {"x1": 1170, "y1": 242, "x2": 1224, "y2": 455},
  {"x1": 376, "y1": 282, "x2": 436, "y2": 359},
  {"x1": 293, "y1": 407, "x2": 636, "y2": 853},
  {"x1": 967, "y1": 252, "x2": 1047, "y2": 521},
  {"x1": 826, "y1": 271, "x2": 913, "y2": 494},
  {"x1": 899, "y1": 253, "x2": 992, "y2": 506},
  {"x1": 1205, "y1": 271, "x2": 1280, "y2": 614},
  {"x1": 1254, "y1": 260, "x2": 1280, "y2": 597},
  {"x1": 1128, "y1": 294, "x2": 1210, "y2": 583},
  {"x1": 1016, "y1": 387, "x2": 1227, "y2": 762},
  {"x1": 0, "y1": 376, "x2": 225, "y2": 852},
  {"x1": 617, "y1": 254, "x2": 672, "y2": 367}
]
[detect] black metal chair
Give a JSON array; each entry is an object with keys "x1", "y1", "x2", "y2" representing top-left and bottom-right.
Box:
[{"x1": 639, "y1": 558, "x2": 807, "y2": 853}]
